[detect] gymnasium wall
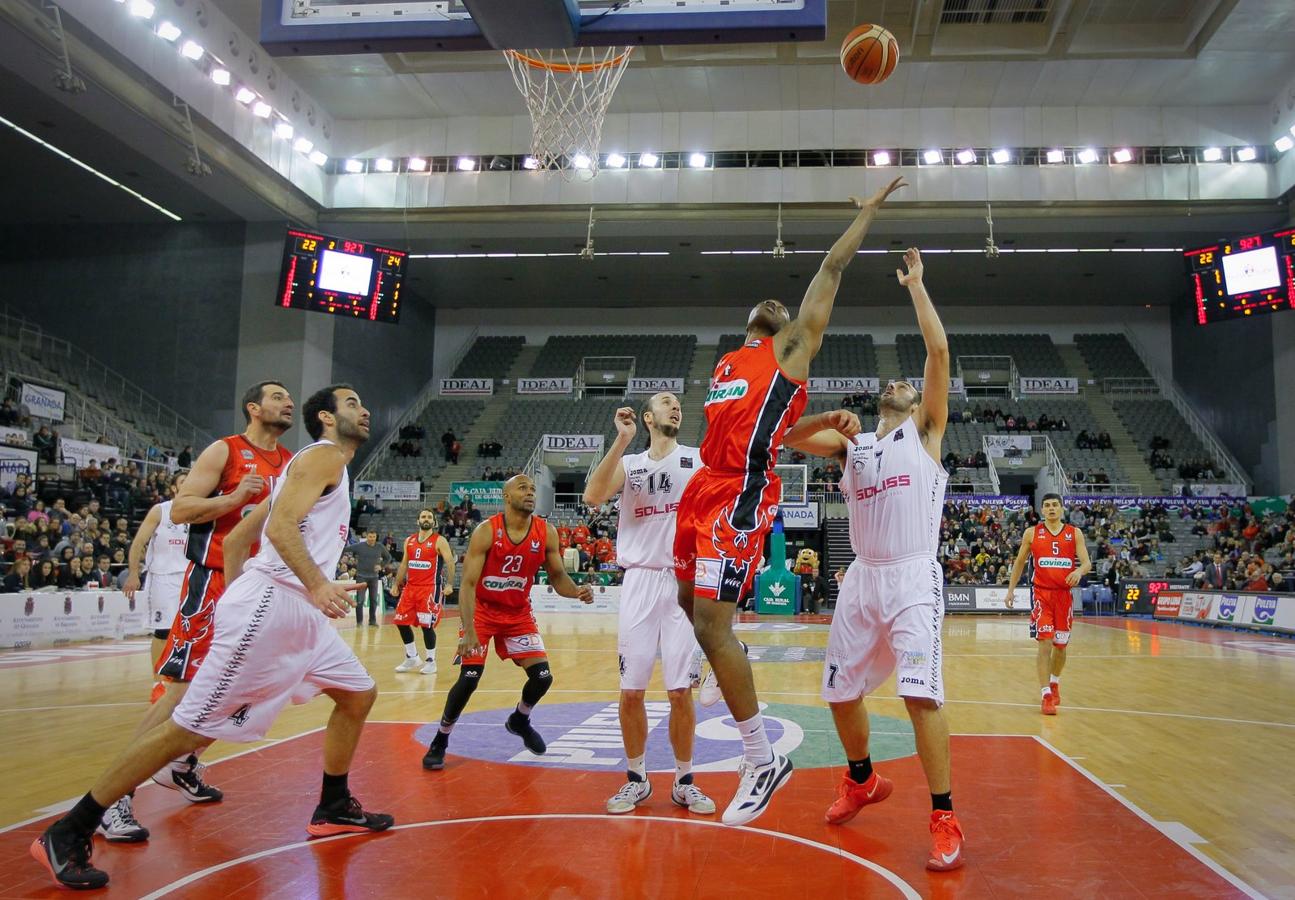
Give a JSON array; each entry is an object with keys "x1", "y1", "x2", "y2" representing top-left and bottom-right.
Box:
[{"x1": 0, "y1": 222, "x2": 245, "y2": 437}]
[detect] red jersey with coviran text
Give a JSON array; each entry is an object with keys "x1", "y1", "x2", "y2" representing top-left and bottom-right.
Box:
[
  {"x1": 701, "y1": 337, "x2": 808, "y2": 475},
  {"x1": 403, "y1": 532, "x2": 445, "y2": 594},
  {"x1": 185, "y1": 435, "x2": 292, "y2": 571},
  {"x1": 476, "y1": 513, "x2": 548, "y2": 614},
  {"x1": 1030, "y1": 523, "x2": 1078, "y2": 591}
]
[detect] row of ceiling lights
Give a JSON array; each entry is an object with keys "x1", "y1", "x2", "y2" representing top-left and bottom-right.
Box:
[{"x1": 116, "y1": 0, "x2": 327, "y2": 166}]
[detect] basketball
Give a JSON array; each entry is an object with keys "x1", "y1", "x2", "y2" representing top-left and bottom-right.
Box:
[{"x1": 840, "y1": 23, "x2": 899, "y2": 85}]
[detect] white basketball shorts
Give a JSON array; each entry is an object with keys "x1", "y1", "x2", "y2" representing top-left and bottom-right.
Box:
[
  {"x1": 821, "y1": 555, "x2": 945, "y2": 706},
  {"x1": 173, "y1": 572, "x2": 375, "y2": 742},
  {"x1": 145, "y1": 571, "x2": 185, "y2": 632},
  {"x1": 618, "y1": 567, "x2": 699, "y2": 692}
]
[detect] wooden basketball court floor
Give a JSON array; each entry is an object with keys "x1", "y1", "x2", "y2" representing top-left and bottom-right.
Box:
[{"x1": 1, "y1": 612, "x2": 1292, "y2": 898}]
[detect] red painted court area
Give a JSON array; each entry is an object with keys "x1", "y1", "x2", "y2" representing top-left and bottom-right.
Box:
[{"x1": 0, "y1": 723, "x2": 1249, "y2": 899}]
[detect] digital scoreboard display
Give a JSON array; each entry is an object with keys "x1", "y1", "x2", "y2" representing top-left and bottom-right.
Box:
[
  {"x1": 277, "y1": 229, "x2": 406, "y2": 324},
  {"x1": 1185, "y1": 228, "x2": 1295, "y2": 325}
]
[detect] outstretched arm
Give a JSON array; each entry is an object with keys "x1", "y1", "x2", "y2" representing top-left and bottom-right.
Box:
[
  {"x1": 783, "y1": 409, "x2": 860, "y2": 461},
  {"x1": 583, "y1": 407, "x2": 634, "y2": 506},
  {"x1": 782, "y1": 177, "x2": 908, "y2": 362},
  {"x1": 898, "y1": 248, "x2": 949, "y2": 458}
]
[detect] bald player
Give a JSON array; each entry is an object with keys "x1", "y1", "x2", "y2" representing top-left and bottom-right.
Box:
[{"x1": 421, "y1": 475, "x2": 594, "y2": 770}]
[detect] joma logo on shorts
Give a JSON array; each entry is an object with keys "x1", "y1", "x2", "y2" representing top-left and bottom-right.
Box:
[
  {"x1": 899, "y1": 676, "x2": 925, "y2": 686},
  {"x1": 706, "y1": 379, "x2": 749, "y2": 405}
]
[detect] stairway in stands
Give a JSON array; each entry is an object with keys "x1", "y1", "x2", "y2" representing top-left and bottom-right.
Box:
[
  {"x1": 678, "y1": 344, "x2": 717, "y2": 448},
  {"x1": 824, "y1": 519, "x2": 854, "y2": 606},
  {"x1": 874, "y1": 342, "x2": 902, "y2": 384},
  {"x1": 1057, "y1": 344, "x2": 1159, "y2": 494}
]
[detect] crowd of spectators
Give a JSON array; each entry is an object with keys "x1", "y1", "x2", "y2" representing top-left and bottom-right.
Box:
[
  {"x1": 481, "y1": 466, "x2": 521, "y2": 482},
  {"x1": 952, "y1": 407, "x2": 1070, "y2": 432},
  {"x1": 1171, "y1": 502, "x2": 1295, "y2": 592},
  {"x1": 1075, "y1": 430, "x2": 1113, "y2": 450},
  {"x1": 477, "y1": 439, "x2": 503, "y2": 458},
  {"x1": 390, "y1": 423, "x2": 426, "y2": 458}
]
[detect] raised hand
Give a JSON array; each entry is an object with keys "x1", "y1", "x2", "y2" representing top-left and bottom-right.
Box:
[
  {"x1": 613, "y1": 407, "x2": 637, "y2": 442},
  {"x1": 851, "y1": 176, "x2": 908, "y2": 210},
  {"x1": 896, "y1": 247, "x2": 924, "y2": 287}
]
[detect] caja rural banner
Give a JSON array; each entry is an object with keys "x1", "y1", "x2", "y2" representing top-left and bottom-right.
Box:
[
  {"x1": 20, "y1": 382, "x2": 65, "y2": 422},
  {"x1": 780, "y1": 502, "x2": 819, "y2": 529},
  {"x1": 517, "y1": 378, "x2": 573, "y2": 395},
  {"x1": 449, "y1": 481, "x2": 504, "y2": 505},
  {"x1": 0, "y1": 591, "x2": 150, "y2": 649},
  {"x1": 806, "y1": 377, "x2": 879, "y2": 394}
]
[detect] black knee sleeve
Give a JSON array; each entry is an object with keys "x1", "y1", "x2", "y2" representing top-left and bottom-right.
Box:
[
  {"x1": 422, "y1": 627, "x2": 436, "y2": 650},
  {"x1": 396, "y1": 624, "x2": 414, "y2": 644},
  {"x1": 521, "y1": 662, "x2": 553, "y2": 707},
  {"x1": 440, "y1": 664, "x2": 483, "y2": 725},
  {"x1": 153, "y1": 629, "x2": 170, "y2": 640}
]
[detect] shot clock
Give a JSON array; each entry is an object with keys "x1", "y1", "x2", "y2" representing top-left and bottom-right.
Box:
[
  {"x1": 276, "y1": 229, "x2": 407, "y2": 324},
  {"x1": 1184, "y1": 227, "x2": 1295, "y2": 325}
]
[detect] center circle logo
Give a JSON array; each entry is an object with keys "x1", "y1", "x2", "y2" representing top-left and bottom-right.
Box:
[{"x1": 413, "y1": 701, "x2": 916, "y2": 771}]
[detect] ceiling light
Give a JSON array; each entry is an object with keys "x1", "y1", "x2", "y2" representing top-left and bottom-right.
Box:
[
  {"x1": 1236, "y1": 146, "x2": 1257, "y2": 162},
  {"x1": 407, "y1": 157, "x2": 427, "y2": 171},
  {"x1": 991, "y1": 148, "x2": 1010, "y2": 165},
  {"x1": 456, "y1": 157, "x2": 477, "y2": 171},
  {"x1": 605, "y1": 152, "x2": 626, "y2": 169},
  {"x1": 923, "y1": 149, "x2": 942, "y2": 165},
  {"x1": 251, "y1": 101, "x2": 272, "y2": 118},
  {"x1": 638, "y1": 151, "x2": 659, "y2": 168},
  {"x1": 522, "y1": 156, "x2": 539, "y2": 170},
  {"x1": 127, "y1": 0, "x2": 154, "y2": 19},
  {"x1": 234, "y1": 87, "x2": 255, "y2": 104},
  {"x1": 210, "y1": 67, "x2": 231, "y2": 86},
  {"x1": 343, "y1": 159, "x2": 364, "y2": 174},
  {"x1": 688, "y1": 152, "x2": 708, "y2": 168},
  {"x1": 374, "y1": 157, "x2": 393, "y2": 172},
  {"x1": 1112, "y1": 148, "x2": 1133, "y2": 164},
  {"x1": 1276, "y1": 136, "x2": 1295, "y2": 153},
  {"x1": 955, "y1": 148, "x2": 976, "y2": 165},
  {"x1": 309, "y1": 150, "x2": 328, "y2": 167},
  {"x1": 1076, "y1": 148, "x2": 1099, "y2": 165},
  {"x1": 274, "y1": 121, "x2": 294, "y2": 140},
  {"x1": 572, "y1": 153, "x2": 592, "y2": 170},
  {"x1": 293, "y1": 136, "x2": 313, "y2": 154},
  {"x1": 1201, "y1": 147, "x2": 1223, "y2": 162},
  {"x1": 1045, "y1": 149, "x2": 1065, "y2": 164},
  {"x1": 156, "y1": 20, "x2": 181, "y2": 41},
  {"x1": 180, "y1": 40, "x2": 204, "y2": 61},
  {"x1": 871, "y1": 150, "x2": 891, "y2": 167}
]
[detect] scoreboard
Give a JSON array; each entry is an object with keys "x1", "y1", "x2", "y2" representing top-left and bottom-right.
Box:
[
  {"x1": 1184, "y1": 228, "x2": 1295, "y2": 325},
  {"x1": 277, "y1": 229, "x2": 407, "y2": 324}
]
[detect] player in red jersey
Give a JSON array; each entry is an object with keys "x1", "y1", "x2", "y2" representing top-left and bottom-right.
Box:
[
  {"x1": 1005, "y1": 493, "x2": 1092, "y2": 715},
  {"x1": 674, "y1": 176, "x2": 906, "y2": 826},
  {"x1": 391, "y1": 507, "x2": 455, "y2": 676},
  {"x1": 123, "y1": 381, "x2": 293, "y2": 815},
  {"x1": 422, "y1": 475, "x2": 593, "y2": 770}
]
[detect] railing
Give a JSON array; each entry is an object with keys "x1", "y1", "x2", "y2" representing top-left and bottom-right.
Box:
[
  {"x1": 1043, "y1": 434, "x2": 1071, "y2": 494},
  {"x1": 980, "y1": 435, "x2": 1005, "y2": 493},
  {"x1": 956, "y1": 355, "x2": 1016, "y2": 398},
  {"x1": 1122, "y1": 326, "x2": 1251, "y2": 493},
  {"x1": 1066, "y1": 482, "x2": 1142, "y2": 495},
  {"x1": 1101, "y1": 377, "x2": 1159, "y2": 395},
  {"x1": 5, "y1": 368, "x2": 148, "y2": 458},
  {"x1": 356, "y1": 326, "x2": 479, "y2": 482},
  {"x1": 0, "y1": 306, "x2": 210, "y2": 452},
  {"x1": 576, "y1": 356, "x2": 634, "y2": 399}
]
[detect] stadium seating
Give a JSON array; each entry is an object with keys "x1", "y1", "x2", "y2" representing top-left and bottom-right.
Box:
[
  {"x1": 1075, "y1": 333, "x2": 1151, "y2": 380},
  {"x1": 1111, "y1": 397, "x2": 1225, "y2": 490},
  {"x1": 529, "y1": 335, "x2": 696, "y2": 378},
  {"x1": 452, "y1": 336, "x2": 525, "y2": 381},
  {"x1": 491, "y1": 397, "x2": 626, "y2": 470},
  {"x1": 365, "y1": 399, "x2": 485, "y2": 483},
  {"x1": 897, "y1": 333, "x2": 1068, "y2": 378},
  {"x1": 713, "y1": 334, "x2": 877, "y2": 379}
]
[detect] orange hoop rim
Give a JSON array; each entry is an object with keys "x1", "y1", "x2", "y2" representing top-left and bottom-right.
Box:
[{"x1": 504, "y1": 48, "x2": 633, "y2": 74}]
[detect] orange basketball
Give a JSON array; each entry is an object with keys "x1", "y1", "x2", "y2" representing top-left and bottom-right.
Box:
[{"x1": 840, "y1": 23, "x2": 899, "y2": 85}]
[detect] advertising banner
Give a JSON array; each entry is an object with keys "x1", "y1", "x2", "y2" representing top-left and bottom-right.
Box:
[
  {"x1": 449, "y1": 481, "x2": 505, "y2": 505},
  {"x1": 807, "y1": 377, "x2": 879, "y2": 394},
  {"x1": 530, "y1": 583, "x2": 619, "y2": 613},
  {"x1": 941, "y1": 585, "x2": 1032, "y2": 613},
  {"x1": 542, "y1": 434, "x2": 604, "y2": 452},
  {"x1": 909, "y1": 377, "x2": 965, "y2": 394},
  {"x1": 948, "y1": 495, "x2": 1032, "y2": 509},
  {"x1": 780, "y1": 502, "x2": 820, "y2": 530},
  {"x1": 985, "y1": 435, "x2": 1032, "y2": 457},
  {"x1": 1019, "y1": 377, "x2": 1078, "y2": 394},
  {"x1": 1170, "y1": 483, "x2": 1246, "y2": 497},
  {"x1": 59, "y1": 438, "x2": 119, "y2": 469},
  {"x1": 438, "y1": 378, "x2": 493, "y2": 396},
  {"x1": 517, "y1": 378, "x2": 573, "y2": 394},
  {"x1": 627, "y1": 377, "x2": 684, "y2": 394},
  {"x1": 1250, "y1": 595, "x2": 1280, "y2": 627},
  {"x1": 354, "y1": 481, "x2": 421, "y2": 501},
  {"x1": 1154, "y1": 591, "x2": 1183, "y2": 617},
  {"x1": 0, "y1": 426, "x2": 30, "y2": 445},
  {"x1": 20, "y1": 382, "x2": 65, "y2": 421},
  {"x1": 0, "y1": 591, "x2": 150, "y2": 649},
  {"x1": 0, "y1": 445, "x2": 38, "y2": 490},
  {"x1": 1177, "y1": 591, "x2": 1212, "y2": 619}
]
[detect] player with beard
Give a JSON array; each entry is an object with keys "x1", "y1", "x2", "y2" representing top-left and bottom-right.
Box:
[
  {"x1": 673, "y1": 177, "x2": 906, "y2": 826},
  {"x1": 583, "y1": 393, "x2": 714, "y2": 817},
  {"x1": 32, "y1": 386, "x2": 392, "y2": 890},
  {"x1": 786, "y1": 248, "x2": 964, "y2": 871},
  {"x1": 391, "y1": 507, "x2": 455, "y2": 675},
  {"x1": 422, "y1": 475, "x2": 594, "y2": 770},
  {"x1": 95, "y1": 382, "x2": 294, "y2": 841}
]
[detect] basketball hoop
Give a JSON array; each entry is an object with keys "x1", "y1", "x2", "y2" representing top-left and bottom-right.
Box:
[{"x1": 504, "y1": 46, "x2": 634, "y2": 180}]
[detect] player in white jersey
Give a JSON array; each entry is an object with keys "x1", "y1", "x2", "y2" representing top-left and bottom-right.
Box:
[
  {"x1": 583, "y1": 393, "x2": 715, "y2": 817},
  {"x1": 32, "y1": 386, "x2": 393, "y2": 891},
  {"x1": 124, "y1": 473, "x2": 190, "y2": 660},
  {"x1": 787, "y1": 249, "x2": 965, "y2": 872}
]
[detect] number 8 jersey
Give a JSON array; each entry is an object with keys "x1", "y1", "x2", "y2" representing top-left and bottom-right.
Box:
[{"x1": 476, "y1": 513, "x2": 549, "y2": 615}]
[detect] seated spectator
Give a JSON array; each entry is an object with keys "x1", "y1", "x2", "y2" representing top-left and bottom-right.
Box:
[
  {"x1": 29, "y1": 559, "x2": 57, "y2": 590},
  {"x1": 1073, "y1": 470, "x2": 1086, "y2": 484},
  {"x1": 1097, "y1": 432, "x2": 1113, "y2": 450},
  {"x1": 80, "y1": 459, "x2": 102, "y2": 484},
  {"x1": 1076, "y1": 430, "x2": 1091, "y2": 449},
  {"x1": 58, "y1": 556, "x2": 83, "y2": 589},
  {"x1": 1055, "y1": 416, "x2": 1069, "y2": 431},
  {"x1": 32, "y1": 425, "x2": 56, "y2": 463},
  {"x1": 2, "y1": 558, "x2": 32, "y2": 593}
]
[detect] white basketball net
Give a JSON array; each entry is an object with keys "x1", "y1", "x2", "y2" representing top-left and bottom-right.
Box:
[{"x1": 504, "y1": 46, "x2": 634, "y2": 179}]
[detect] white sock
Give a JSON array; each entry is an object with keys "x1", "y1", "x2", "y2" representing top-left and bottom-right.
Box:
[
  {"x1": 1049, "y1": 675, "x2": 1059, "y2": 685},
  {"x1": 404, "y1": 642, "x2": 418, "y2": 658},
  {"x1": 1042, "y1": 686, "x2": 1052, "y2": 699},
  {"x1": 675, "y1": 759, "x2": 692, "y2": 783},
  {"x1": 735, "y1": 713, "x2": 773, "y2": 766},
  {"x1": 426, "y1": 650, "x2": 436, "y2": 661},
  {"x1": 627, "y1": 755, "x2": 646, "y2": 779}
]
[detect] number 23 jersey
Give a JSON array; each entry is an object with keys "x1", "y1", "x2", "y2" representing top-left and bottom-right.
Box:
[{"x1": 476, "y1": 513, "x2": 549, "y2": 615}]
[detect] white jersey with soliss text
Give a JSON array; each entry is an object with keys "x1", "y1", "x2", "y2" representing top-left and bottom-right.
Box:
[
  {"x1": 840, "y1": 416, "x2": 948, "y2": 564},
  {"x1": 615, "y1": 444, "x2": 700, "y2": 569},
  {"x1": 144, "y1": 500, "x2": 189, "y2": 575},
  {"x1": 246, "y1": 441, "x2": 351, "y2": 592}
]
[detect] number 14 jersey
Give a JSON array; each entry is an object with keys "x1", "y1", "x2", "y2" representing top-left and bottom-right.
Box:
[{"x1": 616, "y1": 445, "x2": 700, "y2": 570}]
